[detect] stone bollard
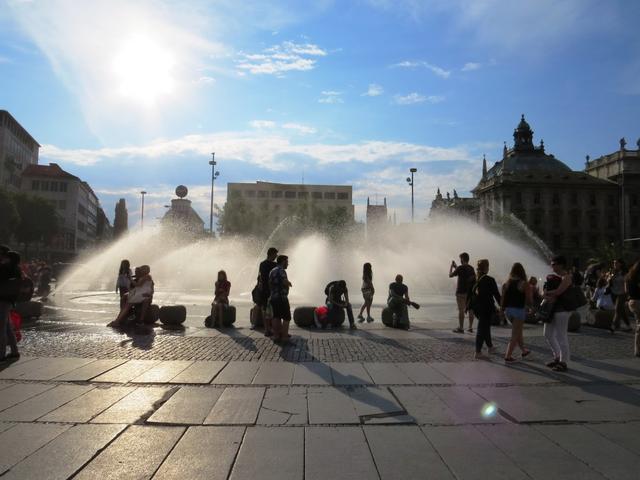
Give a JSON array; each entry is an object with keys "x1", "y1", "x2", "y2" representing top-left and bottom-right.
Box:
[
  {"x1": 293, "y1": 306, "x2": 345, "y2": 328},
  {"x1": 159, "y1": 305, "x2": 187, "y2": 326}
]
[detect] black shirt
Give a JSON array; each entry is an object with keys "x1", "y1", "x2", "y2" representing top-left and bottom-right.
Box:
[
  {"x1": 389, "y1": 282, "x2": 408, "y2": 297},
  {"x1": 626, "y1": 278, "x2": 640, "y2": 300},
  {"x1": 259, "y1": 260, "x2": 277, "y2": 293},
  {"x1": 452, "y1": 264, "x2": 476, "y2": 295},
  {"x1": 471, "y1": 275, "x2": 501, "y2": 314}
]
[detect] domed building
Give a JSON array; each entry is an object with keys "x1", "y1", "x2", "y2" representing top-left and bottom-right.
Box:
[{"x1": 161, "y1": 185, "x2": 205, "y2": 236}]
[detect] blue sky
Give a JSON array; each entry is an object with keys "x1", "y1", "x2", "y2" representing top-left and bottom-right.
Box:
[{"x1": 1, "y1": 0, "x2": 639, "y2": 225}]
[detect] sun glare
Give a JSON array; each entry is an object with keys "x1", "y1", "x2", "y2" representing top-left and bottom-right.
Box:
[{"x1": 112, "y1": 35, "x2": 175, "y2": 106}]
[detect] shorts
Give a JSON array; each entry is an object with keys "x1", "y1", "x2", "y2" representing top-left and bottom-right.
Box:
[
  {"x1": 270, "y1": 297, "x2": 291, "y2": 321},
  {"x1": 456, "y1": 294, "x2": 467, "y2": 312},
  {"x1": 505, "y1": 307, "x2": 526, "y2": 322},
  {"x1": 362, "y1": 292, "x2": 374, "y2": 303}
]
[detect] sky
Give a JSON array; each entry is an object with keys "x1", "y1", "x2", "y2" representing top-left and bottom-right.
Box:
[{"x1": 1, "y1": 0, "x2": 639, "y2": 226}]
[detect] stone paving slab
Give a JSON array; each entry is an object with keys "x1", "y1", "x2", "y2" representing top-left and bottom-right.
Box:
[
  {"x1": 257, "y1": 387, "x2": 308, "y2": 425},
  {"x1": 92, "y1": 359, "x2": 162, "y2": 383},
  {"x1": 252, "y1": 362, "x2": 296, "y2": 385},
  {"x1": 0, "y1": 423, "x2": 70, "y2": 475},
  {"x1": 423, "y1": 425, "x2": 528, "y2": 479},
  {"x1": 131, "y1": 360, "x2": 194, "y2": 383},
  {"x1": 305, "y1": 426, "x2": 379, "y2": 480},
  {"x1": 329, "y1": 362, "x2": 374, "y2": 385},
  {"x1": 477, "y1": 424, "x2": 606, "y2": 480},
  {"x1": 586, "y1": 422, "x2": 640, "y2": 456},
  {"x1": 0, "y1": 384, "x2": 94, "y2": 422},
  {"x1": 40, "y1": 386, "x2": 133, "y2": 423},
  {"x1": 348, "y1": 386, "x2": 406, "y2": 421},
  {"x1": 0, "y1": 383, "x2": 56, "y2": 412},
  {"x1": 168, "y1": 360, "x2": 227, "y2": 384},
  {"x1": 292, "y1": 362, "x2": 332, "y2": 385},
  {"x1": 362, "y1": 362, "x2": 414, "y2": 384},
  {"x1": 536, "y1": 425, "x2": 640, "y2": 480},
  {"x1": 74, "y1": 425, "x2": 185, "y2": 480},
  {"x1": 307, "y1": 387, "x2": 359, "y2": 424},
  {"x1": 148, "y1": 386, "x2": 224, "y2": 425},
  {"x1": 53, "y1": 358, "x2": 128, "y2": 381},
  {"x1": 1, "y1": 423, "x2": 126, "y2": 480},
  {"x1": 364, "y1": 425, "x2": 454, "y2": 479},
  {"x1": 431, "y1": 360, "x2": 558, "y2": 385},
  {"x1": 430, "y1": 385, "x2": 507, "y2": 424},
  {"x1": 0, "y1": 423, "x2": 14, "y2": 434},
  {"x1": 15, "y1": 357, "x2": 96, "y2": 381},
  {"x1": 229, "y1": 427, "x2": 304, "y2": 480},
  {"x1": 152, "y1": 426, "x2": 244, "y2": 480},
  {"x1": 211, "y1": 362, "x2": 260, "y2": 384},
  {"x1": 0, "y1": 357, "x2": 39, "y2": 379},
  {"x1": 390, "y1": 386, "x2": 461, "y2": 425},
  {"x1": 91, "y1": 386, "x2": 175, "y2": 424},
  {"x1": 204, "y1": 387, "x2": 265, "y2": 425},
  {"x1": 396, "y1": 362, "x2": 454, "y2": 384},
  {"x1": 552, "y1": 358, "x2": 640, "y2": 384},
  {"x1": 0, "y1": 381, "x2": 14, "y2": 391}
]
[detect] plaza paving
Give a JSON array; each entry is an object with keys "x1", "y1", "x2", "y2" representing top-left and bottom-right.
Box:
[{"x1": 1, "y1": 305, "x2": 639, "y2": 478}]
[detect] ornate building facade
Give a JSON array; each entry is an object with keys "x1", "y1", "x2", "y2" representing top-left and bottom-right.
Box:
[{"x1": 430, "y1": 116, "x2": 636, "y2": 261}]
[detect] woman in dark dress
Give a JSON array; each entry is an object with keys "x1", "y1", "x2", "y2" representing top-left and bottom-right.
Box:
[{"x1": 469, "y1": 259, "x2": 501, "y2": 360}]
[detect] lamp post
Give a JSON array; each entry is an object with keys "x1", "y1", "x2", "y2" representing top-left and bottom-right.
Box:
[
  {"x1": 209, "y1": 152, "x2": 220, "y2": 235},
  {"x1": 406, "y1": 168, "x2": 417, "y2": 223},
  {"x1": 140, "y1": 190, "x2": 147, "y2": 230}
]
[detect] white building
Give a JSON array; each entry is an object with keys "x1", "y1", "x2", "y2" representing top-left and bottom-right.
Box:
[
  {"x1": 0, "y1": 110, "x2": 40, "y2": 191},
  {"x1": 21, "y1": 163, "x2": 100, "y2": 258}
]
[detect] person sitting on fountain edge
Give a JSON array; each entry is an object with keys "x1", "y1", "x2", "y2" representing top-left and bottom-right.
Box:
[
  {"x1": 109, "y1": 265, "x2": 154, "y2": 328},
  {"x1": 257, "y1": 247, "x2": 278, "y2": 336},
  {"x1": 325, "y1": 280, "x2": 356, "y2": 329},
  {"x1": 387, "y1": 274, "x2": 412, "y2": 329}
]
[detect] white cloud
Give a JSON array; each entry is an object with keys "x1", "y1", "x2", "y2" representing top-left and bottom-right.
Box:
[
  {"x1": 249, "y1": 120, "x2": 277, "y2": 129},
  {"x1": 393, "y1": 93, "x2": 444, "y2": 105},
  {"x1": 318, "y1": 90, "x2": 344, "y2": 104},
  {"x1": 194, "y1": 76, "x2": 216, "y2": 84},
  {"x1": 282, "y1": 123, "x2": 317, "y2": 134},
  {"x1": 391, "y1": 60, "x2": 451, "y2": 79},
  {"x1": 236, "y1": 40, "x2": 327, "y2": 75},
  {"x1": 40, "y1": 130, "x2": 471, "y2": 170},
  {"x1": 362, "y1": 83, "x2": 384, "y2": 96},
  {"x1": 461, "y1": 62, "x2": 481, "y2": 71}
]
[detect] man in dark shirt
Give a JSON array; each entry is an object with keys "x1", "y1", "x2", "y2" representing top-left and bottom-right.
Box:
[
  {"x1": 258, "y1": 247, "x2": 278, "y2": 336},
  {"x1": 387, "y1": 274, "x2": 411, "y2": 329},
  {"x1": 449, "y1": 252, "x2": 476, "y2": 334},
  {"x1": 326, "y1": 280, "x2": 356, "y2": 329}
]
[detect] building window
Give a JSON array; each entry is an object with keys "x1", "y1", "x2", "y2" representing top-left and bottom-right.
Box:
[
  {"x1": 50, "y1": 181, "x2": 59, "y2": 192},
  {"x1": 552, "y1": 212, "x2": 561, "y2": 228},
  {"x1": 533, "y1": 191, "x2": 540, "y2": 205},
  {"x1": 245, "y1": 190, "x2": 256, "y2": 198},
  {"x1": 324, "y1": 192, "x2": 336, "y2": 200},
  {"x1": 60, "y1": 182, "x2": 68, "y2": 192},
  {"x1": 298, "y1": 191, "x2": 309, "y2": 199},
  {"x1": 271, "y1": 191, "x2": 283, "y2": 198},
  {"x1": 571, "y1": 192, "x2": 578, "y2": 205},
  {"x1": 230, "y1": 190, "x2": 241, "y2": 198},
  {"x1": 285, "y1": 191, "x2": 296, "y2": 199},
  {"x1": 258, "y1": 191, "x2": 268, "y2": 198},
  {"x1": 337, "y1": 192, "x2": 349, "y2": 200},
  {"x1": 589, "y1": 193, "x2": 596, "y2": 206},
  {"x1": 552, "y1": 193, "x2": 560, "y2": 205},
  {"x1": 312, "y1": 191, "x2": 322, "y2": 199},
  {"x1": 31, "y1": 180, "x2": 39, "y2": 190},
  {"x1": 41, "y1": 181, "x2": 49, "y2": 191},
  {"x1": 78, "y1": 204, "x2": 87, "y2": 216},
  {"x1": 77, "y1": 221, "x2": 86, "y2": 232}
]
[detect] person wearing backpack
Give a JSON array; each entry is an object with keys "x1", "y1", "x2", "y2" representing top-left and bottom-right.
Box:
[
  {"x1": 468, "y1": 259, "x2": 501, "y2": 360},
  {"x1": 543, "y1": 255, "x2": 574, "y2": 372},
  {"x1": 0, "y1": 247, "x2": 21, "y2": 361}
]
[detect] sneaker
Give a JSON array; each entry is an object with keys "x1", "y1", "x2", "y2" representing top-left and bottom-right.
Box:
[
  {"x1": 453, "y1": 328, "x2": 464, "y2": 334},
  {"x1": 552, "y1": 362, "x2": 568, "y2": 372},
  {"x1": 504, "y1": 357, "x2": 517, "y2": 363},
  {"x1": 474, "y1": 352, "x2": 488, "y2": 360},
  {"x1": 357, "y1": 314, "x2": 365, "y2": 323},
  {"x1": 366, "y1": 316, "x2": 374, "y2": 323},
  {"x1": 545, "y1": 359, "x2": 559, "y2": 368},
  {"x1": 349, "y1": 323, "x2": 357, "y2": 330},
  {"x1": 467, "y1": 328, "x2": 474, "y2": 333},
  {"x1": 521, "y1": 349, "x2": 531, "y2": 358}
]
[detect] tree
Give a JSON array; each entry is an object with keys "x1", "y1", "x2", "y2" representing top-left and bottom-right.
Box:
[
  {"x1": 0, "y1": 188, "x2": 19, "y2": 244},
  {"x1": 13, "y1": 192, "x2": 60, "y2": 255}
]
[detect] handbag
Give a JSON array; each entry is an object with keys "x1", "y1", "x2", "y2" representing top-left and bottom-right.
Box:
[
  {"x1": 535, "y1": 299, "x2": 555, "y2": 323},
  {"x1": 560, "y1": 285, "x2": 588, "y2": 311}
]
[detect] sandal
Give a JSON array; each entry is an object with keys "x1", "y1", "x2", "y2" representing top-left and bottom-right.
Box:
[
  {"x1": 453, "y1": 328, "x2": 464, "y2": 334},
  {"x1": 504, "y1": 357, "x2": 516, "y2": 363}
]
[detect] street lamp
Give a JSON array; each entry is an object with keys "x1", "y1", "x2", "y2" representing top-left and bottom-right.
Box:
[
  {"x1": 140, "y1": 191, "x2": 147, "y2": 230},
  {"x1": 209, "y1": 152, "x2": 220, "y2": 235},
  {"x1": 406, "y1": 168, "x2": 417, "y2": 223}
]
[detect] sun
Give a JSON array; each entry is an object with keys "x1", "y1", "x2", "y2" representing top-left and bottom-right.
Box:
[{"x1": 112, "y1": 35, "x2": 175, "y2": 106}]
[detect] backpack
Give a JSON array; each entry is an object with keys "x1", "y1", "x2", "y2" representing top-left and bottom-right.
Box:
[{"x1": 466, "y1": 274, "x2": 486, "y2": 313}]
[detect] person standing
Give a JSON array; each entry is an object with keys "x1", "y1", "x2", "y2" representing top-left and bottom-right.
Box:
[
  {"x1": 449, "y1": 252, "x2": 476, "y2": 333},
  {"x1": 543, "y1": 255, "x2": 574, "y2": 372},
  {"x1": 609, "y1": 259, "x2": 631, "y2": 332},
  {"x1": 258, "y1": 247, "x2": 278, "y2": 336},
  {"x1": 469, "y1": 259, "x2": 501, "y2": 360},
  {"x1": 0, "y1": 247, "x2": 21, "y2": 361},
  {"x1": 357, "y1": 263, "x2": 375, "y2": 323},
  {"x1": 116, "y1": 259, "x2": 132, "y2": 309},
  {"x1": 501, "y1": 263, "x2": 532, "y2": 362},
  {"x1": 625, "y1": 261, "x2": 640, "y2": 357},
  {"x1": 269, "y1": 255, "x2": 292, "y2": 343}
]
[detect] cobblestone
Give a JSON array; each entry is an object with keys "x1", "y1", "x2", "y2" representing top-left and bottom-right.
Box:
[{"x1": 17, "y1": 327, "x2": 637, "y2": 362}]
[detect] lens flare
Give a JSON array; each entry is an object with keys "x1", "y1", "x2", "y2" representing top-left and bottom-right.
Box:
[{"x1": 481, "y1": 402, "x2": 498, "y2": 418}]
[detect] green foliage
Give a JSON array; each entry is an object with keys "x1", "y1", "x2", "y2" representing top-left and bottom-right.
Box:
[
  {"x1": 0, "y1": 188, "x2": 19, "y2": 243},
  {"x1": 12, "y1": 192, "x2": 60, "y2": 250}
]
